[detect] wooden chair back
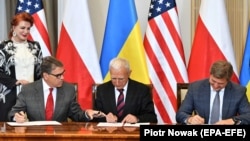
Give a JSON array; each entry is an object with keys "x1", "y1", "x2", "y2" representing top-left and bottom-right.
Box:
[{"x1": 176, "y1": 83, "x2": 189, "y2": 109}]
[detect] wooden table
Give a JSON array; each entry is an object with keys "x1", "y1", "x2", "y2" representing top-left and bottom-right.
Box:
[{"x1": 0, "y1": 122, "x2": 140, "y2": 141}]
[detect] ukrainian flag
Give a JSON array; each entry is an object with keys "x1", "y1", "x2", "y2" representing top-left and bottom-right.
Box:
[
  {"x1": 100, "y1": 0, "x2": 149, "y2": 83},
  {"x1": 240, "y1": 22, "x2": 250, "y2": 101}
]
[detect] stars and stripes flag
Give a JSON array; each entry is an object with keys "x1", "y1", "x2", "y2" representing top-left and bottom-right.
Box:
[
  {"x1": 57, "y1": 0, "x2": 103, "y2": 109},
  {"x1": 16, "y1": 0, "x2": 52, "y2": 56},
  {"x1": 143, "y1": 0, "x2": 188, "y2": 124},
  {"x1": 188, "y1": 0, "x2": 239, "y2": 83}
]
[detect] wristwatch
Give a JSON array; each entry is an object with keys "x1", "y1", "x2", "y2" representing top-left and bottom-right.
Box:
[{"x1": 232, "y1": 117, "x2": 241, "y2": 125}]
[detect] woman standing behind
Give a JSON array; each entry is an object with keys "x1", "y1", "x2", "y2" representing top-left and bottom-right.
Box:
[{"x1": 0, "y1": 12, "x2": 43, "y2": 121}]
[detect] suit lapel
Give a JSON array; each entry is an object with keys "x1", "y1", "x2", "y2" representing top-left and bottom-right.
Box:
[
  {"x1": 53, "y1": 87, "x2": 65, "y2": 119},
  {"x1": 201, "y1": 81, "x2": 212, "y2": 121},
  {"x1": 124, "y1": 81, "x2": 134, "y2": 114},
  {"x1": 34, "y1": 80, "x2": 46, "y2": 119},
  {"x1": 122, "y1": 79, "x2": 137, "y2": 116},
  {"x1": 104, "y1": 82, "x2": 119, "y2": 114},
  {"x1": 109, "y1": 84, "x2": 118, "y2": 114},
  {"x1": 222, "y1": 82, "x2": 232, "y2": 118}
]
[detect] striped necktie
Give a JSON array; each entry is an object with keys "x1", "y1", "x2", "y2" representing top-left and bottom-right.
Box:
[{"x1": 117, "y1": 89, "x2": 125, "y2": 118}]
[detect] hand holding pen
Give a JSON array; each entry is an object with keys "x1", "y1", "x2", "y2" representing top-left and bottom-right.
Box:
[
  {"x1": 121, "y1": 114, "x2": 138, "y2": 124},
  {"x1": 186, "y1": 110, "x2": 204, "y2": 125},
  {"x1": 14, "y1": 111, "x2": 27, "y2": 123},
  {"x1": 86, "y1": 109, "x2": 106, "y2": 120}
]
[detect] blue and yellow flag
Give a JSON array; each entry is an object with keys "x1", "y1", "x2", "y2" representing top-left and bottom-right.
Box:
[
  {"x1": 100, "y1": 0, "x2": 149, "y2": 83},
  {"x1": 240, "y1": 23, "x2": 250, "y2": 101}
]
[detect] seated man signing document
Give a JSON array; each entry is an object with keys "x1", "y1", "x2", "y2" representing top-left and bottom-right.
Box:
[
  {"x1": 176, "y1": 60, "x2": 250, "y2": 125},
  {"x1": 93, "y1": 57, "x2": 157, "y2": 123},
  {"x1": 8, "y1": 56, "x2": 104, "y2": 122}
]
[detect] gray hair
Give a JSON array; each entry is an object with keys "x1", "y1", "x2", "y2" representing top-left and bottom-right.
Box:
[{"x1": 109, "y1": 57, "x2": 130, "y2": 72}]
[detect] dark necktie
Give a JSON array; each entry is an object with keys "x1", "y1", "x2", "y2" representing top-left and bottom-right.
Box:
[
  {"x1": 210, "y1": 90, "x2": 220, "y2": 124},
  {"x1": 45, "y1": 88, "x2": 54, "y2": 120},
  {"x1": 117, "y1": 89, "x2": 125, "y2": 118}
]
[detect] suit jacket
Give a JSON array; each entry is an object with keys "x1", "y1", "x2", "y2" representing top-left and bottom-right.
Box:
[
  {"x1": 8, "y1": 79, "x2": 89, "y2": 122},
  {"x1": 176, "y1": 79, "x2": 250, "y2": 125},
  {"x1": 94, "y1": 79, "x2": 157, "y2": 123}
]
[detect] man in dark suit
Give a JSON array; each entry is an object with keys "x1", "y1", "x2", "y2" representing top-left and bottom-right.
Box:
[
  {"x1": 176, "y1": 60, "x2": 250, "y2": 125},
  {"x1": 8, "y1": 56, "x2": 103, "y2": 122},
  {"x1": 94, "y1": 57, "x2": 157, "y2": 123}
]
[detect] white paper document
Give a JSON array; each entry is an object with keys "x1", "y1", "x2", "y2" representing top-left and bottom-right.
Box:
[
  {"x1": 97, "y1": 122, "x2": 150, "y2": 127},
  {"x1": 7, "y1": 121, "x2": 62, "y2": 126}
]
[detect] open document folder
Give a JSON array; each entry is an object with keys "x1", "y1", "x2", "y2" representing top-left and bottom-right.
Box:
[
  {"x1": 97, "y1": 122, "x2": 150, "y2": 127},
  {"x1": 7, "y1": 121, "x2": 62, "y2": 126}
]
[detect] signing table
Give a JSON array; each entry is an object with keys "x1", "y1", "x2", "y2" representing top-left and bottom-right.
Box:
[{"x1": 0, "y1": 122, "x2": 140, "y2": 141}]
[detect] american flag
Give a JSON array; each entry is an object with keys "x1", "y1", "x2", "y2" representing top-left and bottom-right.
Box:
[
  {"x1": 15, "y1": 0, "x2": 51, "y2": 56},
  {"x1": 143, "y1": 0, "x2": 188, "y2": 124}
]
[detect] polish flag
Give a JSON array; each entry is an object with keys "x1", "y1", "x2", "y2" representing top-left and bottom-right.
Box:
[
  {"x1": 188, "y1": 0, "x2": 239, "y2": 83},
  {"x1": 57, "y1": 0, "x2": 103, "y2": 109}
]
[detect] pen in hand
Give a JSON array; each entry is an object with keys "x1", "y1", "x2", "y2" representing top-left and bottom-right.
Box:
[
  {"x1": 17, "y1": 111, "x2": 27, "y2": 123},
  {"x1": 194, "y1": 110, "x2": 199, "y2": 116},
  {"x1": 18, "y1": 111, "x2": 25, "y2": 116},
  {"x1": 122, "y1": 121, "x2": 126, "y2": 126},
  {"x1": 93, "y1": 111, "x2": 106, "y2": 118},
  {"x1": 194, "y1": 110, "x2": 205, "y2": 124}
]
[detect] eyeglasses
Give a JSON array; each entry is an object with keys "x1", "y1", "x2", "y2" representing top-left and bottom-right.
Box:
[{"x1": 49, "y1": 70, "x2": 65, "y2": 79}]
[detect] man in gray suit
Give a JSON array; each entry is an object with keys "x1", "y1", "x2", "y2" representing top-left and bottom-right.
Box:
[
  {"x1": 176, "y1": 60, "x2": 250, "y2": 125},
  {"x1": 8, "y1": 56, "x2": 104, "y2": 122}
]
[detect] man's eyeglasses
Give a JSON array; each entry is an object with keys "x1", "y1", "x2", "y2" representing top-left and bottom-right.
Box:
[{"x1": 49, "y1": 70, "x2": 65, "y2": 79}]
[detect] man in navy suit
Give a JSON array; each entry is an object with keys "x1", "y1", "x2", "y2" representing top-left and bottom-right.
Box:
[
  {"x1": 94, "y1": 57, "x2": 157, "y2": 123},
  {"x1": 176, "y1": 60, "x2": 250, "y2": 125}
]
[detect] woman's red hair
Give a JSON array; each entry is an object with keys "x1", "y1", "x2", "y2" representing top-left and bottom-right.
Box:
[{"x1": 8, "y1": 12, "x2": 34, "y2": 39}]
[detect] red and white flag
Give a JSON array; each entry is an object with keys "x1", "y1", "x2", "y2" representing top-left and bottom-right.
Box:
[
  {"x1": 144, "y1": 0, "x2": 188, "y2": 124},
  {"x1": 188, "y1": 0, "x2": 239, "y2": 83},
  {"x1": 57, "y1": 0, "x2": 103, "y2": 109},
  {"x1": 16, "y1": 0, "x2": 52, "y2": 56}
]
